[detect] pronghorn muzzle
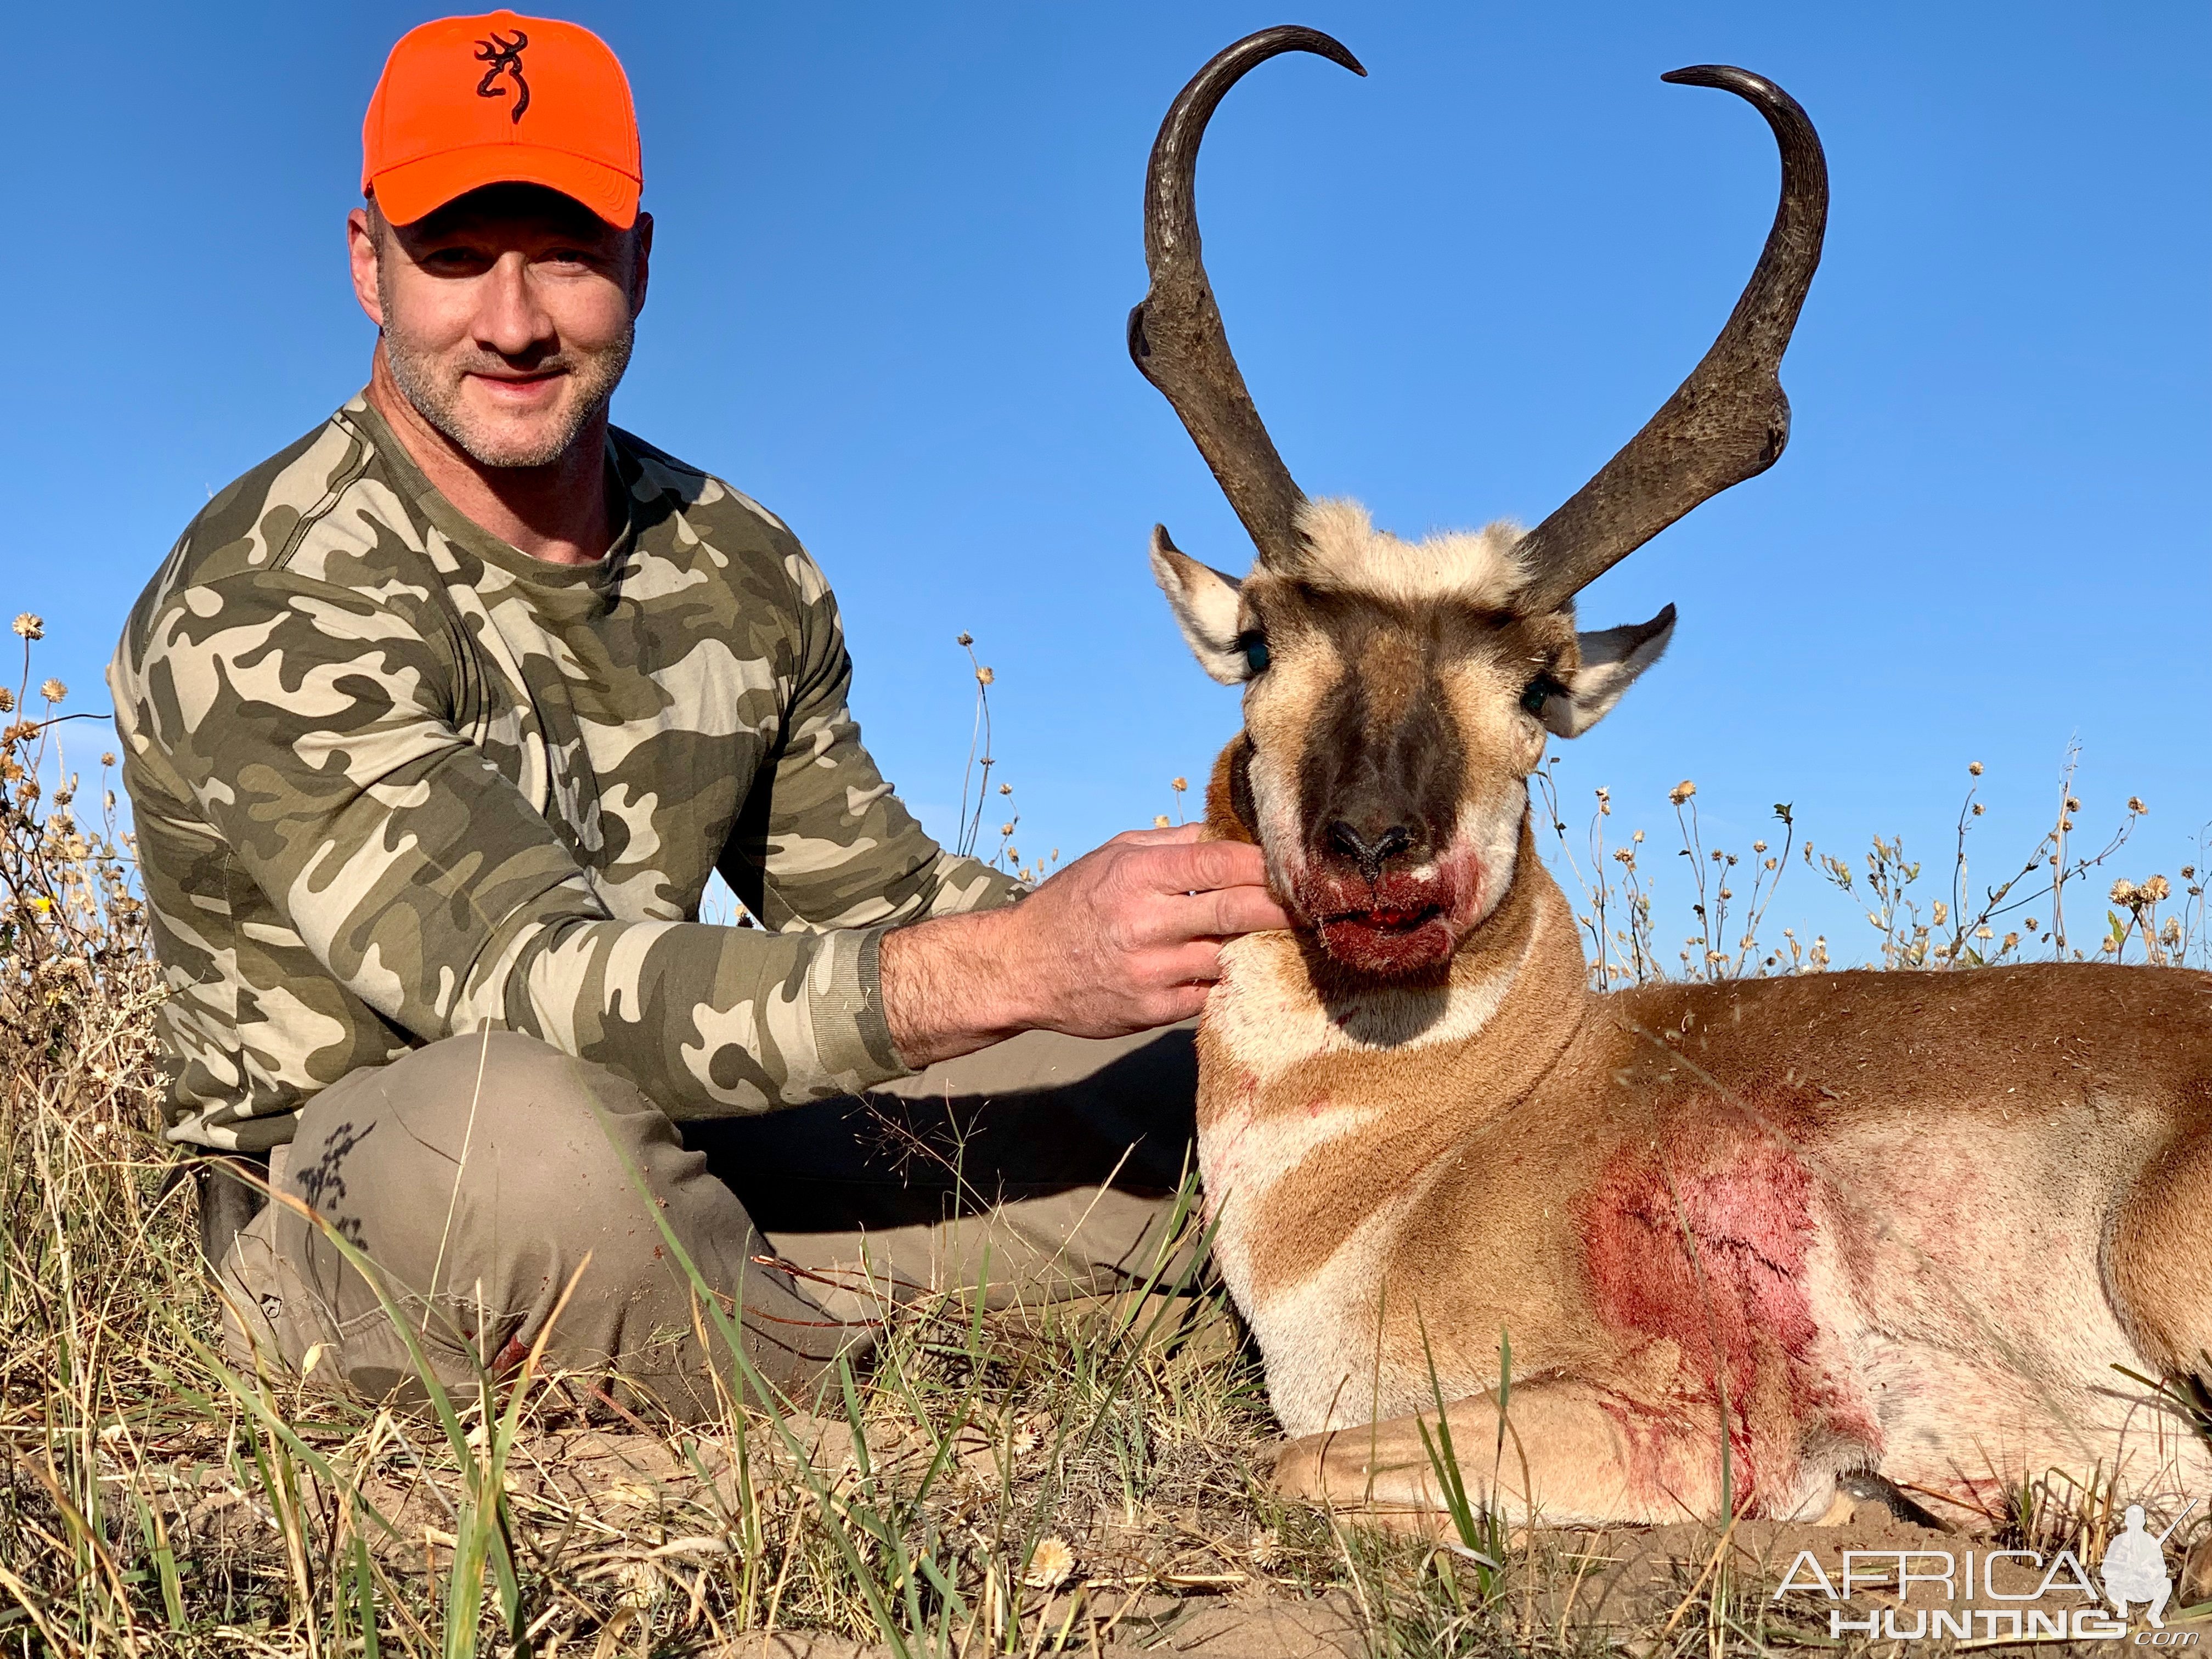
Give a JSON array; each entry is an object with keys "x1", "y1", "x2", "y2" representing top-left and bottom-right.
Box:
[{"x1": 1294, "y1": 673, "x2": 1475, "y2": 976}]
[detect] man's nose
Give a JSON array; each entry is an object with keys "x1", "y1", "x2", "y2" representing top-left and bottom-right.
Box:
[{"x1": 473, "y1": 252, "x2": 556, "y2": 358}]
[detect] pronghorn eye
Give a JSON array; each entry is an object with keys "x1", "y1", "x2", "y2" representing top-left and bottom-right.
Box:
[
  {"x1": 1240, "y1": 634, "x2": 1271, "y2": 675},
  {"x1": 1520, "y1": 673, "x2": 1565, "y2": 716}
]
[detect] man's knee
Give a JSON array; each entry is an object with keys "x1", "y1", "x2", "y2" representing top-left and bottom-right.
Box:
[{"x1": 284, "y1": 1030, "x2": 679, "y2": 1282}]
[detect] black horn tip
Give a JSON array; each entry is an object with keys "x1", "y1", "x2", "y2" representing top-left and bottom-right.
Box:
[
  {"x1": 1662, "y1": 63, "x2": 1764, "y2": 91},
  {"x1": 1244, "y1": 24, "x2": 1366, "y2": 77},
  {"x1": 1660, "y1": 64, "x2": 1808, "y2": 120},
  {"x1": 1205, "y1": 25, "x2": 1366, "y2": 84}
]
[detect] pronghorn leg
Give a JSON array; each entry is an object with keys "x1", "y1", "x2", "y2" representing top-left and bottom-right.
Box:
[{"x1": 1271, "y1": 1381, "x2": 1846, "y2": 1528}]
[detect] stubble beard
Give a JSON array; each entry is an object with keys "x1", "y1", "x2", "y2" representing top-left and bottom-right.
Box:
[{"x1": 377, "y1": 273, "x2": 634, "y2": 470}]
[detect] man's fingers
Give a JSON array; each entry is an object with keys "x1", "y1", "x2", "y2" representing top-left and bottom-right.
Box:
[
  {"x1": 1159, "y1": 985, "x2": 1212, "y2": 1024},
  {"x1": 1158, "y1": 940, "x2": 1227, "y2": 985},
  {"x1": 1164, "y1": 884, "x2": 1293, "y2": 940},
  {"x1": 1109, "y1": 823, "x2": 1204, "y2": 849},
  {"x1": 1126, "y1": 836, "x2": 1269, "y2": 896}
]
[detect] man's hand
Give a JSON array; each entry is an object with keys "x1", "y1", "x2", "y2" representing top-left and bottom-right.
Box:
[{"x1": 880, "y1": 825, "x2": 1291, "y2": 1069}]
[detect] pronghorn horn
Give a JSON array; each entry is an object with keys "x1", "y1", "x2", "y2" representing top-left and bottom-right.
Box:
[
  {"x1": 1127, "y1": 26, "x2": 1366, "y2": 569},
  {"x1": 1516, "y1": 65, "x2": 1828, "y2": 614}
]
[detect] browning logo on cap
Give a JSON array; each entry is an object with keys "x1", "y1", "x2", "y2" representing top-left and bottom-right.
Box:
[{"x1": 473, "y1": 29, "x2": 530, "y2": 122}]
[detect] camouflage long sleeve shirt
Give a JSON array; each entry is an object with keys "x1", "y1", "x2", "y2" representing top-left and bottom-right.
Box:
[{"x1": 111, "y1": 396, "x2": 1017, "y2": 1150}]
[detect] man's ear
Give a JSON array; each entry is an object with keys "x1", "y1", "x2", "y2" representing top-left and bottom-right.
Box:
[
  {"x1": 1149, "y1": 524, "x2": 1249, "y2": 685},
  {"x1": 347, "y1": 205, "x2": 385, "y2": 328},
  {"x1": 630, "y1": 211, "x2": 653, "y2": 317},
  {"x1": 1541, "y1": 603, "x2": 1676, "y2": 737}
]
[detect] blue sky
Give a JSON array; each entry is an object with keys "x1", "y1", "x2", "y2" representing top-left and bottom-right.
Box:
[{"x1": 4, "y1": 3, "x2": 2204, "y2": 964}]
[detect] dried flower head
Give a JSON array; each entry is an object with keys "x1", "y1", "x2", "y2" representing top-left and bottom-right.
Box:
[
  {"x1": 2111, "y1": 879, "x2": 2140, "y2": 906},
  {"x1": 2143, "y1": 874, "x2": 2171, "y2": 902},
  {"x1": 38, "y1": 679, "x2": 65, "y2": 705},
  {"x1": 1968, "y1": 761, "x2": 1984, "y2": 776},
  {"x1": 975, "y1": 665, "x2": 995, "y2": 686},
  {"x1": 0, "y1": 688, "x2": 13, "y2": 713},
  {"x1": 1153, "y1": 814, "x2": 1171, "y2": 829},
  {"x1": 955, "y1": 631, "x2": 973, "y2": 647},
  {"x1": 99, "y1": 751, "x2": 116, "y2": 768},
  {"x1": 1668, "y1": 780, "x2": 1696, "y2": 805},
  {"x1": 12, "y1": 613, "x2": 43, "y2": 641},
  {"x1": 2129, "y1": 796, "x2": 2148, "y2": 815},
  {"x1": 1250, "y1": 1528, "x2": 1287, "y2": 1572},
  {"x1": 613, "y1": 1559, "x2": 658, "y2": 1610},
  {"x1": 1025, "y1": 1536, "x2": 1076, "y2": 1590},
  {"x1": 1009, "y1": 1412, "x2": 1051, "y2": 1459},
  {"x1": 1171, "y1": 776, "x2": 1188, "y2": 792}
]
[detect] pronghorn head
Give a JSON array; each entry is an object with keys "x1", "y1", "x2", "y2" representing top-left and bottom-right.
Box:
[
  {"x1": 1131, "y1": 28, "x2": 1825, "y2": 981},
  {"x1": 1150, "y1": 505, "x2": 1676, "y2": 977}
]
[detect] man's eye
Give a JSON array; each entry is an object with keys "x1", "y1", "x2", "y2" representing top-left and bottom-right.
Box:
[{"x1": 1240, "y1": 634, "x2": 1269, "y2": 675}]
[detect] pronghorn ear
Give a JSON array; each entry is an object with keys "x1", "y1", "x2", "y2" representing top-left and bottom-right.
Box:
[
  {"x1": 1542, "y1": 603, "x2": 1677, "y2": 737},
  {"x1": 1149, "y1": 524, "x2": 1249, "y2": 685}
]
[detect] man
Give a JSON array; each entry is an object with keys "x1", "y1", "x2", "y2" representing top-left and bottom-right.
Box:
[{"x1": 110, "y1": 11, "x2": 1285, "y2": 1417}]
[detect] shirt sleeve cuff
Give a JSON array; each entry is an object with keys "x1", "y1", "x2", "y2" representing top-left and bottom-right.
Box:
[{"x1": 809, "y1": 924, "x2": 912, "y2": 1093}]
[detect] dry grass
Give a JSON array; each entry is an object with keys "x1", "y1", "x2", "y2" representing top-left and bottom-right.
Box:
[{"x1": 4, "y1": 615, "x2": 2209, "y2": 1657}]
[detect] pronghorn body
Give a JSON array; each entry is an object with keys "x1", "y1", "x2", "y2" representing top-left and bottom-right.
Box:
[
  {"x1": 1131, "y1": 30, "x2": 2212, "y2": 1524},
  {"x1": 1200, "y1": 811, "x2": 2212, "y2": 1522}
]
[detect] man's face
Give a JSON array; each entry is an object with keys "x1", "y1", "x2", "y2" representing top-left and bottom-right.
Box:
[{"x1": 348, "y1": 183, "x2": 651, "y2": 469}]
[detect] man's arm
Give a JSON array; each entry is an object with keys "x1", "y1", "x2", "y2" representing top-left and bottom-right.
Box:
[
  {"x1": 881, "y1": 827, "x2": 1286, "y2": 1068},
  {"x1": 127, "y1": 567, "x2": 943, "y2": 1114}
]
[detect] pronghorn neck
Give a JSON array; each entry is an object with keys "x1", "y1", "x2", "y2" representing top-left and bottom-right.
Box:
[{"x1": 1193, "y1": 818, "x2": 1590, "y2": 1385}]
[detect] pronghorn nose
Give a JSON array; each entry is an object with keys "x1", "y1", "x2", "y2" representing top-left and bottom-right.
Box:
[{"x1": 1327, "y1": 821, "x2": 1415, "y2": 885}]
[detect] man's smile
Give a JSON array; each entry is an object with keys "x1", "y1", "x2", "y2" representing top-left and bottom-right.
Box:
[{"x1": 467, "y1": 369, "x2": 566, "y2": 403}]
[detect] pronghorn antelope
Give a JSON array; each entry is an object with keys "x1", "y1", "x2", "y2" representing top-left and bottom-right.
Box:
[{"x1": 1132, "y1": 27, "x2": 2212, "y2": 1526}]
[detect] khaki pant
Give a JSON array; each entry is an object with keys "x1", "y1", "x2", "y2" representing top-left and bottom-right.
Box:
[{"x1": 221, "y1": 1025, "x2": 1198, "y2": 1420}]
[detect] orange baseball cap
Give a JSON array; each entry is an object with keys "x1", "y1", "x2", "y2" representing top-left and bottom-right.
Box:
[{"x1": 362, "y1": 10, "x2": 641, "y2": 228}]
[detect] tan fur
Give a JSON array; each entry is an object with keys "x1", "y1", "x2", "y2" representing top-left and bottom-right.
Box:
[
  {"x1": 1286, "y1": 499, "x2": 1528, "y2": 609},
  {"x1": 1180, "y1": 501, "x2": 2212, "y2": 1530}
]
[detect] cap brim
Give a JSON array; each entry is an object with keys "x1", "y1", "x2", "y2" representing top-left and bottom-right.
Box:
[{"x1": 370, "y1": 144, "x2": 639, "y2": 229}]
